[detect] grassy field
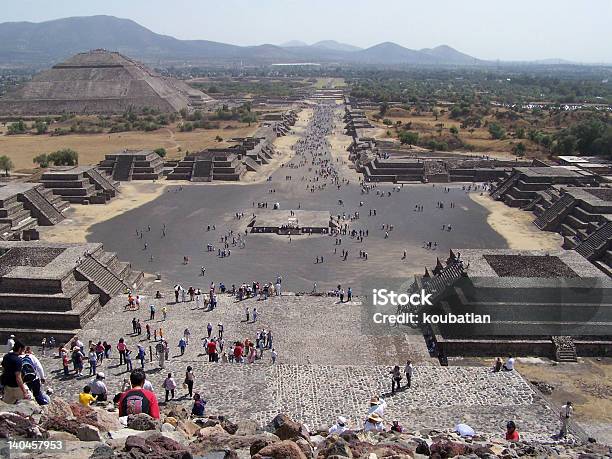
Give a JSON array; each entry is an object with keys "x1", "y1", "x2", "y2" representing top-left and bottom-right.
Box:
[
  {"x1": 0, "y1": 121, "x2": 258, "y2": 171},
  {"x1": 367, "y1": 107, "x2": 554, "y2": 159},
  {"x1": 314, "y1": 78, "x2": 346, "y2": 89}
]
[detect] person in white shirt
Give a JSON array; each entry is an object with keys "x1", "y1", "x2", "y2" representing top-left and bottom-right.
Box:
[
  {"x1": 6, "y1": 335, "x2": 15, "y2": 353},
  {"x1": 404, "y1": 360, "x2": 414, "y2": 389},
  {"x1": 367, "y1": 396, "x2": 387, "y2": 417},
  {"x1": 89, "y1": 372, "x2": 108, "y2": 401},
  {"x1": 328, "y1": 416, "x2": 349, "y2": 435},
  {"x1": 363, "y1": 413, "x2": 385, "y2": 432},
  {"x1": 559, "y1": 402, "x2": 573, "y2": 438},
  {"x1": 503, "y1": 356, "x2": 515, "y2": 371}
]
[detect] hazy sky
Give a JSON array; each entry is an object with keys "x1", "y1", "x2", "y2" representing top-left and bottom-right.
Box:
[{"x1": 2, "y1": 0, "x2": 611, "y2": 62}]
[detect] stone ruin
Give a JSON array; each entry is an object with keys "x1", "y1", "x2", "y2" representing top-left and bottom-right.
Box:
[
  {"x1": 98, "y1": 150, "x2": 164, "y2": 181},
  {"x1": 490, "y1": 167, "x2": 612, "y2": 276},
  {"x1": 0, "y1": 49, "x2": 215, "y2": 115},
  {"x1": 0, "y1": 241, "x2": 143, "y2": 344},
  {"x1": 0, "y1": 182, "x2": 69, "y2": 240},
  {"x1": 405, "y1": 248, "x2": 612, "y2": 362},
  {"x1": 41, "y1": 166, "x2": 120, "y2": 204}
]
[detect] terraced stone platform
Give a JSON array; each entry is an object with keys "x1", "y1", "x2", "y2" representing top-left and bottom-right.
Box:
[{"x1": 0, "y1": 241, "x2": 143, "y2": 343}]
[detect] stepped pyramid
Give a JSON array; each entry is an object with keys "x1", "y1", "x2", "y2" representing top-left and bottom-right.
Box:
[{"x1": 0, "y1": 49, "x2": 214, "y2": 115}]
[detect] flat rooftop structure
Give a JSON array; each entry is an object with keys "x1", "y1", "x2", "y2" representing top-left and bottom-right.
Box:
[
  {"x1": 249, "y1": 210, "x2": 337, "y2": 235},
  {"x1": 0, "y1": 182, "x2": 40, "y2": 200},
  {"x1": 421, "y1": 249, "x2": 612, "y2": 359},
  {"x1": 0, "y1": 241, "x2": 99, "y2": 280},
  {"x1": 516, "y1": 166, "x2": 595, "y2": 178}
]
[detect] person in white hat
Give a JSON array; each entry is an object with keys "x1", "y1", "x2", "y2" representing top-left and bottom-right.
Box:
[
  {"x1": 328, "y1": 416, "x2": 349, "y2": 435},
  {"x1": 367, "y1": 395, "x2": 387, "y2": 417},
  {"x1": 364, "y1": 412, "x2": 385, "y2": 432},
  {"x1": 89, "y1": 372, "x2": 108, "y2": 401}
]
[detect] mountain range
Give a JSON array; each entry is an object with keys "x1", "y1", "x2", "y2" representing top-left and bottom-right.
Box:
[{"x1": 0, "y1": 15, "x2": 481, "y2": 67}]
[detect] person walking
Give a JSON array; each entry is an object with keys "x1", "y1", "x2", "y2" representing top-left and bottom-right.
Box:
[
  {"x1": 117, "y1": 338, "x2": 127, "y2": 365},
  {"x1": 404, "y1": 360, "x2": 413, "y2": 389},
  {"x1": 178, "y1": 337, "x2": 187, "y2": 356},
  {"x1": 184, "y1": 366, "x2": 195, "y2": 398},
  {"x1": 559, "y1": 401, "x2": 573, "y2": 438},
  {"x1": 1, "y1": 340, "x2": 32, "y2": 403},
  {"x1": 149, "y1": 304, "x2": 156, "y2": 321},
  {"x1": 390, "y1": 365, "x2": 402, "y2": 394},
  {"x1": 163, "y1": 372, "x2": 177, "y2": 402},
  {"x1": 207, "y1": 323, "x2": 213, "y2": 338}
]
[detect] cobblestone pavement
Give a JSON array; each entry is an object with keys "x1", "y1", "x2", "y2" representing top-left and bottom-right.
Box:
[{"x1": 36, "y1": 284, "x2": 561, "y2": 441}]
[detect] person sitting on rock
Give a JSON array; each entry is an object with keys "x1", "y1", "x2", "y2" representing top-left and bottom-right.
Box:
[
  {"x1": 390, "y1": 420, "x2": 403, "y2": 433},
  {"x1": 328, "y1": 416, "x2": 349, "y2": 435},
  {"x1": 191, "y1": 393, "x2": 207, "y2": 417},
  {"x1": 505, "y1": 421, "x2": 519, "y2": 441},
  {"x1": 363, "y1": 413, "x2": 385, "y2": 432}
]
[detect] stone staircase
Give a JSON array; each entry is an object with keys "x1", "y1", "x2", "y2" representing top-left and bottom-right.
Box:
[
  {"x1": 21, "y1": 188, "x2": 64, "y2": 225},
  {"x1": 575, "y1": 221, "x2": 612, "y2": 261},
  {"x1": 112, "y1": 155, "x2": 134, "y2": 181},
  {"x1": 533, "y1": 194, "x2": 575, "y2": 231},
  {"x1": 75, "y1": 253, "x2": 128, "y2": 301},
  {"x1": 192, "y1": 160, "x2": 213, "y2": 182},
  {"x1": 86, "y1": 168, "x2": 120, "y2": 198},
  {"x1": 490, "y1": 172, "x2": 519, "y2": 200},
  {"x1": 551, "y1": 336, "x2": 578, "y2": 362}
]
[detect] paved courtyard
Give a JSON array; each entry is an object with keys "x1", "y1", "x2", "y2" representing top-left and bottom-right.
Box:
[{"x1": 37, "y1": 284, "x2": 561, "y2": 441}]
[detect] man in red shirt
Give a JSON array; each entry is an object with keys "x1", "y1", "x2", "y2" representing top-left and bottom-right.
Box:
[
  {"x1": 233, "y1": 343, "x2": 243, "y2": 363},
  {"x1": 117, "y1": 369, "x2": 159, "y2": 419},
  {"x1": 207, "y1": 339, "x2": 218, "y2": 362}
]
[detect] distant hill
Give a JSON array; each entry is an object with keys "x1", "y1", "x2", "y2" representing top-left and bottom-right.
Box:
[
  {"x1": 0, "y1": 15, "x2": 483, "y2": 67},
  {"x1": 280, "y1": 40, "x2": 309, "y2": 48},
  {"x1": 311, "y1": 40, "x2": 362, "y2": 52}
]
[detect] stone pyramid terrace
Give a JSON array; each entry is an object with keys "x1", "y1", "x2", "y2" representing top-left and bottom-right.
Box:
[
  {"x1": 98, "y1": 150, "x2": 164, "y2": 181},
  {"x1": 41, "y1": 166, "x2": 120, "y2": 204},
  {"x1": 0, "y1": 182, "x2": 69, "y2": 239},
  {"x1": 0, "y1": 241, "x2": 143, "y2": 344},
  {"x1": 0, "y1": 49, "x2": 214, "y2": 115},
  {"x1": 410, "y1": 249, "x2": 612, "y2": 362}
]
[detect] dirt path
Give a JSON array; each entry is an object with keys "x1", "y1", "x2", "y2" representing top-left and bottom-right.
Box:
[
  {"x1": 39, "y1": 182, "x2": 169, "y2": 243},
  {"x1": 470, "y1": 193, "x2": 563, "y2": 250}
]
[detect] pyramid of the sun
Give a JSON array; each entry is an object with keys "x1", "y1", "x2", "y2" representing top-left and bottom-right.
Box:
[{"x1": 0, "y1": 49, "x2": 215, "y2": 115}]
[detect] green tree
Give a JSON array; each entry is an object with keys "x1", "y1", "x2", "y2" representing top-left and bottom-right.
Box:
[
  {"x1": 449, "y1": 126, "x2": 459, "y2": 136},
  {"x1": 34, "y1": 120, "x2": 48, "y2": 135},
  {"x1": 154, "y1": 148, "x2": 167, "y2": 158},
  {"x1": 513, "y1": 142, "x2": 526, "y2": 157},
  {"x1": 33, "y1": 153, "x2": 49, "y2": 168},
  {"x1": 48, "y1": 149, "x2": 78, "y2": 166},
  {"x1": 7, "y1": 120, "x2": 27, "y2": 135},
  {"x1": 488, "y1": 123, "x2": 506, "y2": 140},
  {"x1": 516, "y1": 127, "x2": 525, "y2": 139},
  {"x1": 432, "y1": 108, "x2": 440, "y2": 121},
  {"x1": 240, "y1": 112, "x2": 258, "y2": 126},
  {"x1": 0, "y1": 155, "x2": 13, "y2": 175},
  {"x1": 399, "y1": 131, "x2": 419, "y2": 147},
  {"x1": 379, "y1": 102, "x2": 389, "y2": 117}
]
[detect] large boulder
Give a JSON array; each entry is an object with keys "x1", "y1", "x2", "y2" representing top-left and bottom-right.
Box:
[
  {"x1": 177, "y1": 419, "x2": 200, "y2": 438},
  {"x1": 76, "y1": 424, "x2": 102, "y2": 442},
  {"x1": 118, "y1": 432, "x2": 192, "y2": 459},
  {"x1": 250, "y1": 436, "x2": 280, "y2": 456},
  {"x1": 252, "y1": 440, "x2": 308, "y2": 459},
  {"x1": 191, "y1": 428, "x2": 280, "y2": 457},
  {"x1": 43, "y1": 397, "x2": 76, "y2": 421},
  {"x1": 270, "y1": 414, "x2": 310, "y2": 441},
  {"x1": 40, "y1": 416, "x2": 82, "y2": 436},
  {"x1": 429, "y1": 438, "x2": 470, "y2": 457},
  {"x1": 316, "y1": 436, "x2": 353, "y2": 458},
  {"x1": 0, "y1": 411, "x2": 47, "y2": 439},
  {"x1": 127, "y1": 413, "x2": 161, "y2": 431}
]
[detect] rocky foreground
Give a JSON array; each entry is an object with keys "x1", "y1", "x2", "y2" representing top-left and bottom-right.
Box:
[{"x1": 1, "y1": 398, "x2": 610, "y2": 459}]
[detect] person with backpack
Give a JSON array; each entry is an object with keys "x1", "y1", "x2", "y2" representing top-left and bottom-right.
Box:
[
  {"x1": 22, "y1": 347, "x2": 47, "y2": 405},
  {"x1": 1, "y1": 339, "x2": 32, "y2": 404},
  {"x1": 117, "y1": 369, "x2": 160, "y2": 419}
]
